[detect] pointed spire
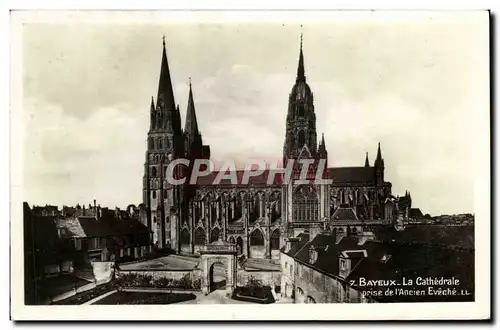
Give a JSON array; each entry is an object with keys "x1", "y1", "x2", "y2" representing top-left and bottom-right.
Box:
[
  {"x1": 296, "y1": 29, "x2": 305, "y2": 82},
  {"x1": 150, "y1": 96, "x2": 155, "y2": 111},
  {"x1": 157, "y1": 35, "x2": 176, "y2": 112},
  {"x1": 365, "y1": 152, "x2": 370, "y2": 167},
  {"x1": 185, "y1": 78, "x2": 202, "y2": 153},
  {"x1": 375, "y1": 142, "x2": 384, "y2": 167},
  {"x1": 185, "y1": 78, "x2": 199, "y2": 136},
  {"x1": 321, "y1": 133, "x2": 325, "y2": 147}
]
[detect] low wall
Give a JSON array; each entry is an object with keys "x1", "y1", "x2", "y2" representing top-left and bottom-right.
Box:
[
  {"x1": 116, "y1": 268, "x2": 202, "y2": 281},
  {"x1": 237, "y1": 269, "x2": 281, "y2": 288}
]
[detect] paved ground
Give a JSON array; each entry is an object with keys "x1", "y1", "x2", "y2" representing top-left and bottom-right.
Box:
[
  {"x1": 176, "y1": 290, "x2": 252, "y2": 305},
  {"x1": 119, "y1": 255, "x2": 200, "y2": 270}
]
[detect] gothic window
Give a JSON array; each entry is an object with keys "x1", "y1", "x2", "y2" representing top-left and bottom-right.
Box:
[
  {"x1": 151, "y1": 167, "x2": 157, "y2": 178},
  {"x1": 229, "y1": 236, "x2": 235, "y2": 244},
  {"x1": 298, "y1": 104, "x2": 305, "y2": 117},
  {"x1": 293, "y1": 185, "x2": 319, "y2": 222},
  {"x1": 148, "y1": 137, "x2": 154, "y2": 149},
  {"x1": 152, "y1": 191, "x2": 156, "y2": 199},
  {"x1": 157, "y1": 137, "x2": 162, "y2": 149},
  {"x1": 250, "y1": 229, "x2": 264, "y2": 246},
  {"x1": 166, "y1": 137, "x2": 171, "y2": 149},
  {"x1": 194, "y1": 227, "x2": 206, "y2": 245},
  {"x1": 298, "y1": 130, "x2": 305, "y2": 147},
  {"x1": 234, "y1": 194, "x2": 242, "y2": 220},
  {"x1": 236, "y1": 236, "x2": 243, "y2": 254},
  {"x1": 180, "y1": 228, "x2": 190, "y2": 245},
  {"x1": 210, "y1": 228, "x2": 220, "y2": 243},
  {"x1": 270, "y1": 229, "x2": 280, "y2": 250}
]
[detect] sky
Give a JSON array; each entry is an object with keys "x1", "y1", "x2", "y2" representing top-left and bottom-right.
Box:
[{"x1": 21, "y1": 12, "x2": 489, "y2": 215}]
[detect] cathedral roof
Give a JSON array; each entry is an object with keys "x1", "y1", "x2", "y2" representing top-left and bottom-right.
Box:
[
  {"x1": 328, "y1": 166, "x2": 376, "y2": 185},
  {"x1": 195, "y1": 169, "x2": 283, "y2": 186}
]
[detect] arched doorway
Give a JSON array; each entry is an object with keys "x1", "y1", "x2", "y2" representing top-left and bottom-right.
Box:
[
  {"x1": 306, "y1": 295, "x2": 316, "y2": 304},
  {"x1": 249, "y1": 229, "x2": 265, "y2": 258},
  {"x1": 208, "y1": 262, "x2": 227, "y2": 292},
  {"x1": 200, "y1": 243, "x2": 237, "y2": 296}
]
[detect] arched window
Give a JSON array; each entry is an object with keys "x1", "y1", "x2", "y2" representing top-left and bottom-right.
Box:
[
  {"x1": 157, "y1": 137, "x2": 162, "y2": 149},
  {"x1": 151, "y1": 167, "x2": 157, "y2": 178},
  {"x1": 152, "y1": 191, "x2": 156, "y2": 199},
  {"x1": 180, "y1": 228, "x2": 190, "y2": 245},
  {"x1": 270, "y1": 229, "x2": 280, "y2": 250},
  {"x1": 306, "y1": 296, "x2": 316, "y2": 304},
  {"x1": 293, "y1": 185, "x2": 319, "y2": 222},
  {"x1": 165, "y1": 137, "x2": 170, "y2": 149},
  {"x1": 250, "y1": 229, "x2": 264, "y2": 246},
  {"x1": 229, "y1": 236, "x2": 235, "y2": 244},
  {"x1": 148, "y1": 137, "x2": 154, "y2": 149},
  {"x1": 234, "y1": 194, "x2": 243, "y2": 220},
  {"x1": 298, "y1": 104, "x2": 305, "y2": 117},
  {"x1": 210, "y1": 228, "x2": 220, "y2": 243},
  {"x1": 298, "y1": 130, "x2": 305, "y2": 147},
  {"x1": 194, "y1": 227, "x2": 206, "y2": 245}
]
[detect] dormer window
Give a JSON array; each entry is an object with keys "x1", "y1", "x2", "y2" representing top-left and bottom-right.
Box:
[
  {"x1": 309, "y1": 245, "x2": 318, "y2": 264},
  {"x1": 340, "y1": 258, "x2": 347, "y2": 270},
  {"x1": 380, "y1": 254, "x2": 391, "y2": 264}
]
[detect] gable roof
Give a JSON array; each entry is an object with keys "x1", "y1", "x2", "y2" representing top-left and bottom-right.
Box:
[
  {"x1": 196, "y1": 169, "x2": 283, "y2": 186},
  {"x1": 292, "y1": 233, "x2": 474, "y2": 302},
  {"x1": 280, "y1": 232, "x2": 310, "y2": 257},
  {"x1": 331, "y1": 208, "x2": 359, "y2": 222}
]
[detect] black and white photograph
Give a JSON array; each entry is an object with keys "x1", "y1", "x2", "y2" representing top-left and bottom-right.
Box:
[{"x1": 9, "y1": 10, "x2": 490, "y2": 321}]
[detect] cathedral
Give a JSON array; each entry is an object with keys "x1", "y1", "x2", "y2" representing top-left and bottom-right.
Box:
[{"x1": 140, "y1": 36, "x2": 411, "y2": 259}]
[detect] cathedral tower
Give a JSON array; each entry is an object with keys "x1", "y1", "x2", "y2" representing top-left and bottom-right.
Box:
[
  {"x1": 143, "y1": 37, "x2": 184, "y2": 250},
  {"x1": 283, "y1": 34, "x2": 318, "y2": 165}
]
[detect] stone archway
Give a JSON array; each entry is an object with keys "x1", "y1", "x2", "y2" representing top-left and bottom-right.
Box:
[{"x1": 199, "y1": 240, "x2": 237, "y2": 296}]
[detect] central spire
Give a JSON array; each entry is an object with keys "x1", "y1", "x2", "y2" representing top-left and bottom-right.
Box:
[
  {"x1": 296, "y1": 31, "x2": 305, "y2": 82},
  {"x1": 157, "y1": 35, "x2": 176, "y2": 111}
]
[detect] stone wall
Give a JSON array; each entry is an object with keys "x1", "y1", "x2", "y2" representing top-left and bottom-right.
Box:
[{"x1": 116, "y1": 268, "x2": 202, "y2": 282}]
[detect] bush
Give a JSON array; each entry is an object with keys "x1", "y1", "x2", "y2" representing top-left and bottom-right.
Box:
[{"x1": 117, "y1": 273, "x2": 201, "y2": 290}]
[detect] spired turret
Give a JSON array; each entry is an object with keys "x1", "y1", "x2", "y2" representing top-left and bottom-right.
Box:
[{"x1": 283, "y1": 33, "x2": 318, "y2": 163}]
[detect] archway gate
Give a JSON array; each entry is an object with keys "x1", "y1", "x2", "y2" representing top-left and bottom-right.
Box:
[{"x1": 199, "y1": 240, "x2": 238, "y2": 296}]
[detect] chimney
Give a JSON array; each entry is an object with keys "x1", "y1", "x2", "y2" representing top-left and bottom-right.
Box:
[
  {"x1": 93, "y1": 199, "x2": 97, "y2": 215},
  {"x1": 309, "y1": 224, "x2": 321, "y2": 240}
]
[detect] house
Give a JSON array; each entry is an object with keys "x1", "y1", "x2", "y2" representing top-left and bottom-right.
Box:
[{"x1": 281, "y1": 232, "x2": 474, "y2": 303}]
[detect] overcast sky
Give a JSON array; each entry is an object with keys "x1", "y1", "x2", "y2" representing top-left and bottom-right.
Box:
[{"x1": 21, "y1": 12, "x2": 489, "y2": 215}]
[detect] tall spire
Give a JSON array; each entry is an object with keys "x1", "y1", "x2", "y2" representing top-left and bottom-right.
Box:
[
  {"x1": 150, "y1": 96, "x2": 155, "y2": 111},
  {"x1": 365, "y1": 152, "x2": 370, "y2": 167},
  {"x1": 296, "y1": 29, "x2": 305, "y2": 82},
  {"x1": 184, "y1": 78, "x2": 199, "y2": 137},
  {"x1": 157, "y1": 35, "x2": 176, "y2": 111},
  {"x1": 184, "y1": 78, "x2": 202, "y2": 153}
]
